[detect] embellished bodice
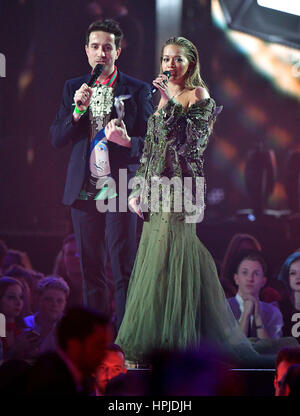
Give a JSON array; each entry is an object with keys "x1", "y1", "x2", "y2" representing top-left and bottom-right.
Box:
[{"x1": 130, "y1": 97, "x2": 222, "y2": 222}]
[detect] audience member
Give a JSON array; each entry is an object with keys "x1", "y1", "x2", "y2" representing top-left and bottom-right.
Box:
[
  {"x1": 221, "y1": 233, "x2": 262, "y2": 284},
  {"x1": 274, "y1": 346, "x2": 300, "y2": 396},
  {"x1": 0, "y1": 277, "x2": 40, "y2": 360},
  {"x1": 5, "y1": 265, "x2": 44, "y2": 313},
  {"x1": 25, "y1": 306, "x2": 112, "y2": 396},
  {"x1": 228, "y1": 250, "x2": 283, "y2": 340},
  {"x1": 93, "y1": 343, "x2": 127, "y2": 396},
  {"x1": 284, "y1": 363, "x2": 300, "y2": 396},
  {"x1": 4, "y1": 270, "x2": 32, "y2": 316},
  {"x1": 2, "y1": 249, "x2": 33, "y2": 274},
  {"x1": 277, "y1": 251, "x2": 300, "y2": 342},
  {"x1": 24, "y1": 276, "x2": 70, "y2": 354},
  {"x1": 53, "y1": 234, "x2": 83, "y2": 307}
]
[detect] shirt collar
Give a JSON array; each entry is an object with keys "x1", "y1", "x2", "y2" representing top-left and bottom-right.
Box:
[
  {"x1": 235, "y1": 293, "x2": 245, "y2": 313},
  {"x1": 91, "y1": 65, "x2": 118, "y2": 88}
]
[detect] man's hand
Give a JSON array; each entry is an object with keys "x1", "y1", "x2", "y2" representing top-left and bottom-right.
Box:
[
  {"x1": 105, "y1": 119, "x2": 131, "y2": 148},
  {"x1": 243, "y1": 296, "x2": 255, "y2": 317},
  {"x1": 73, "y1": 83, "x2": 93, "y2": 120}
]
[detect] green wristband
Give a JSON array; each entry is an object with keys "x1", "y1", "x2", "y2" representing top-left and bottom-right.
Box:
[{"x1": 74, "y1": 106, "x2": 86, "y2": 115}]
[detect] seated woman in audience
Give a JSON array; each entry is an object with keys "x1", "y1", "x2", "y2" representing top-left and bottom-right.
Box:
[
  {"x1": 227, "y1": 250, "x2": 283, "y2": 340},
  {"x1": 24, "y1": 276, "x2": 70, "y2": 354},
  {"x1": 5, "y1": 265, "x2": 44, "y2": 314},
  {"x1": 277, "y1": 251, "x2": 300, "y2": 343},
  {"x1": 0, "y1": 277, "x2": 40, "y2": 360}
]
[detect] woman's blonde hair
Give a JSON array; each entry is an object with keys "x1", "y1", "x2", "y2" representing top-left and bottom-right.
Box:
[{"x1": 160, "y1": 37, "x2": 208, "y2": 91}]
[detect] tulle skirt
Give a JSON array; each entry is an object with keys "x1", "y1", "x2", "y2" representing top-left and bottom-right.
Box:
[{"x1": 115, "y1": 212, "x2": 274, "y2": 368}]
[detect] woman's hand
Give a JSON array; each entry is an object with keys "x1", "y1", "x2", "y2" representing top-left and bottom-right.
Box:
[
  {"x1": 129, "y1": 197, "x2": 143, "y2": 219},
  {"x1": 152, "y1": 73, "x2": 172, "y2": 102}
]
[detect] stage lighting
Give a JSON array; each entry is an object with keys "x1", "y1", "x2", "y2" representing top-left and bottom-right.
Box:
[
  {"x1": 257, "y1": 1, "x2": 300, "y2": 17},
  {"x1": 218, "y1": 0, "x2": 300, "y2": 49}
]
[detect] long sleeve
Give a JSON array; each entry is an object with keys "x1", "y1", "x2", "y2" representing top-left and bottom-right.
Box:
[{"x1": 50, "y1": 80, "x2": 90, "y2": 149}]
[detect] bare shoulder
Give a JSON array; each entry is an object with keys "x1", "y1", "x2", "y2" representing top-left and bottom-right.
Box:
[{"x1": 188, "y1": 87, "x2": 210, "y2": 106}]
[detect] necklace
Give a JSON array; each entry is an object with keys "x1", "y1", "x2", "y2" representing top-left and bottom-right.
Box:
[{"x1": 172, "y1": 88, "x2": 186, "y2": 99}]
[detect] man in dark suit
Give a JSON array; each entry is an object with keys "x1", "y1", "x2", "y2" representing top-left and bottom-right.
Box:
[
  {"x1": 26, "y1": 307, "x2": 112, "y2": 396},
  {"x1": 50, "y1": 19, "x2": 153, "y2": 331}
]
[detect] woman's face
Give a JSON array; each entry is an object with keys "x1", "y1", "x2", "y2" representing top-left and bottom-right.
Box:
[
  {"x1": 0, "y1": 284, "x2": 24, "y2": 319},
  {"x1": 289, "y1": 259, "x2": 300, "y2": 292},
  {"x1": 161, "y1": 44, "x2": 191, "y2": 84}
]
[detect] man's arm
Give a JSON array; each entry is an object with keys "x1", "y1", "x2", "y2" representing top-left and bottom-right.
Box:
[{"x1": 50, "y1": 80, "x2": 90, "y2": 149}]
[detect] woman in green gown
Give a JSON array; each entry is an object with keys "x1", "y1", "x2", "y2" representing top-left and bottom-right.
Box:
[{"x1": 115, "y1": 37, "x2": 273, "y2": 368}]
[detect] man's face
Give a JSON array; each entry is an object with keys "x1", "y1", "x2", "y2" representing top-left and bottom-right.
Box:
[
  {"x1": 94, "y1": 350, "x2": 127, "y2": 393},
  {"x1": 85, "y1": 30, "x2": 121, "y2": 76},
  {"x1": 38, "y1": 289, "x2": 67, "y2": 322},
  {"x1": 234, "y1": 259, "x2": 266, "y2": 297},
  {"x1": 274, "y1": 360, "x2": 292, "y2": 396}
]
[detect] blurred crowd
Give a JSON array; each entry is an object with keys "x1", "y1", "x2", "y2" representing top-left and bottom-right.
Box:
[{"x1": 0, "y1": 232, "x2": 299, "y2": 396}]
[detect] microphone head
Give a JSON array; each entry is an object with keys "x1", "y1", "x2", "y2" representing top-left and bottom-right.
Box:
[{"x1": 94, "y1": 63, "x2": 104, "y2": 77}]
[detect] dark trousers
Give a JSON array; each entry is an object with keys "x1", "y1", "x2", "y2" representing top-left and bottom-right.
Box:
[{"x1": 71, "y1": 198, "x2": 137, "y2": 331}]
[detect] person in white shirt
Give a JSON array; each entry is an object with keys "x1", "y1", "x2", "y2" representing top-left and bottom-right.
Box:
[{"x1": 228, "y1": 250, "x2": 283, "y2": 340}]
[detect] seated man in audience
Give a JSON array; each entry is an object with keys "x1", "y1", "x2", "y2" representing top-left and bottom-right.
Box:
[
  {"x1": 24, "y1": 276, "x2": 70, "y2": 354},
  {"x1": 274, "y1": 346, "x2": 300, "y2": 396},
  {"x1": 93, "y1": 343, "x2": 127, "y2": 396},
  {"x1": 26, "y1": 306, "x2": 112, "y2": 396},
  {"x1": 228, "y1": 250, "x2": 283, "y2": 340}
]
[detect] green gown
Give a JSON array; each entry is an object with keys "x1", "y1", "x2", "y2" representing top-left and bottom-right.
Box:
[{"x1": 115, "y1": 98, "x2": 274, "y2": 368}]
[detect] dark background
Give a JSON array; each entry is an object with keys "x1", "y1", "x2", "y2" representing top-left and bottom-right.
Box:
[{"x1": 0, "y1": 0, "x2": 299, "y2": 275}]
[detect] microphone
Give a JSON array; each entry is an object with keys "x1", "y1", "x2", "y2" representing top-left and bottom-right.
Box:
[
  {"x1": 77, "y1": 63, "x2": 104, "y2": 107},
  {"x1": 150, "y1": 70, "x2": 171, "y2": 96}
]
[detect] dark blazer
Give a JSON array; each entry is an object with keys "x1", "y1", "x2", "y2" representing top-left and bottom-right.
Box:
[{"x1": 50, "y1": 71, "x2": 153, "y2": 206}]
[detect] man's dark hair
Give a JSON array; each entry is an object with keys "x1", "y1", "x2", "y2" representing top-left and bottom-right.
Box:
[
  {"x1": 85, "y1": 19, "x2": 123, "y2": 49},
  {"x1": 275, "y1": 347, "x2": 300, "y2": 376},
  {"x1": 107, "y1": 343, "x2": 125, "y2": 356},
  {"x1": 234, "y1": 249, "x2": 268, "y2": 276},
  {"x1": 56, "y1": 306, "x2": 110, "y2": 350}
]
